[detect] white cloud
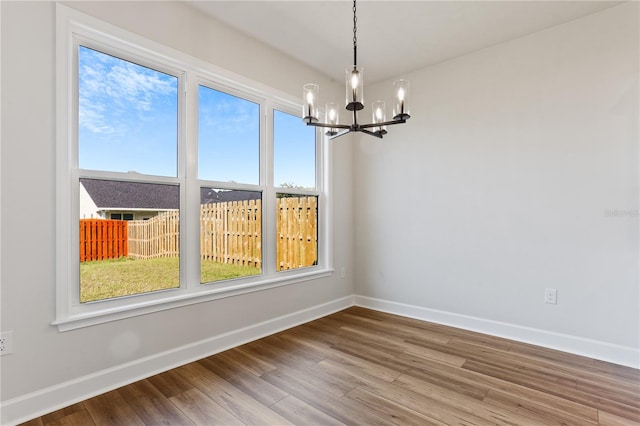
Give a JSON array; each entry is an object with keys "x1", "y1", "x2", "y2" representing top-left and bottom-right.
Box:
[{"x1": 78, "y1": 47, "x2": 177, "y2": 136}]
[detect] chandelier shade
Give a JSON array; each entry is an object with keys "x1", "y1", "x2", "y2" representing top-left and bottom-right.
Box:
[
  {"x1": 325, "y1": 102, "x2": 339, "y2": 136},
  {"x1": 302, "y1": 0, "x2": 410, "y2": 139},
  {"x1": 346, "y1": 66, "x2": 364, "y2": 111},
  {"x1": 392, "y1": 79, "x2": 410, "y2": 120},
  {"x1": 302, "y1": 83, "x2": 319, "y2": 123}
]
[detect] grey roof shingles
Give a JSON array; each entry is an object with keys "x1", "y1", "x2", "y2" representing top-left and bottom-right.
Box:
[
  {"x1": 80, "y1": 178, "x2": 179, "y2": 209},
  {"x1": 80, "y1": 178, "x2": 261, "y2": 210},
  {"x1": 200, "y1": 187, "x2": 261, "y2": 204}
]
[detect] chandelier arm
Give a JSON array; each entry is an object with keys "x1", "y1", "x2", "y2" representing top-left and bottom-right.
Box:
[
  {"x1": 305, "y1": 122, "x2": 351, "y2": 130},
  {"x1": 359, "y1": 118, "x2": 407, "y2": 129},
  {"x1": 326, "y1": 128, "x2": 386, "y2": 140},
  {"x1": 305, "y1": 119, "x2": 406, "y2": 131},
  {"x1": 328, "y1": 129, "x2": 353, "y2": 140},
  {"x1": 360, "y1": 129, "x2": 384, "y2": 139}
]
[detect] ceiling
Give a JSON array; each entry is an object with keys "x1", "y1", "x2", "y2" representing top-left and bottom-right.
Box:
[{"x1": 189, "y1": 1, "x2": 622, "y2": 84}]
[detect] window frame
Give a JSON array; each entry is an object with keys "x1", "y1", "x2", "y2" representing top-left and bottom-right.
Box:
[{"x1": 55, "y1": 4, "x2": 332, "y2": 331}]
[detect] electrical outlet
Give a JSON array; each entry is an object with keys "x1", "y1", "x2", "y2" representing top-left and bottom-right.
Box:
[
  {"x1": 0, "y1": 331, "x2": 13, "y2": 356},
  {"x1": 340, "y1": 267, "x2": 346, "y2": 278},
  {"x1": 544, "y1": 288, "x2": 557, "y2": 305}
]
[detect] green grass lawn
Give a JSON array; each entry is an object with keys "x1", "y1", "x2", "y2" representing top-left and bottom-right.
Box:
[{"x1": 80, "y1": 257, "x2": 260, "y2": 303}]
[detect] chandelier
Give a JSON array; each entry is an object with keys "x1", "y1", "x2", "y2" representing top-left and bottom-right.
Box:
[{"x1": 302, "y1": 0, "x2": 411, "y2": 139}]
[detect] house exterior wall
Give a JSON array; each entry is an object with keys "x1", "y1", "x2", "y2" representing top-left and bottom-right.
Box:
[{"x1": 79, "y1": 183, "x2": 100, "y2": 219}]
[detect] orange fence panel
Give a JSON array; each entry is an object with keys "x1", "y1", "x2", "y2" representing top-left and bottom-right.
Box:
[{"x1": 79, "y1": 219, "x2": 128, "y2": 262}]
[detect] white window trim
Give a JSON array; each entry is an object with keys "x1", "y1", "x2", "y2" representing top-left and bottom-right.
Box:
[{"x1": 55, "y1": 4, "x2": 332, "y2": 332}]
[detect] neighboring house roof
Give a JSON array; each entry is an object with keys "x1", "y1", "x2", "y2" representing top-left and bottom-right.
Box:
[
  {"x1": 80, "y1": 178, "x2": 261, "y2": 210},
  {"x1": 200, "y1": 187, "x2": 261, "y2": 204},
  {"x1": 80, "y1": 178, "x2": 179, "y2": 210}
]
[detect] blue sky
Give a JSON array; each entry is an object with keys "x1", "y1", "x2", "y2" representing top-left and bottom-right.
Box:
[
  {"x1": 198, "y1": 86, "x2": 260, "y2": 184},
  {"x1": 78, "y1": 46, "x2": 178, "y2": 176},
  {"x1": 273, "y1": 110, "x2": 316, "y2": 190},
  {"x1": 79, "y1": 46, "x2": 316, "y2": 189}
]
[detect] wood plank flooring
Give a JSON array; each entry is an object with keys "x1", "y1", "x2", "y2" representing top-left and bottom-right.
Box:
[{"x1": 21, "y1": 307, "x2": 640, "y2": 425}]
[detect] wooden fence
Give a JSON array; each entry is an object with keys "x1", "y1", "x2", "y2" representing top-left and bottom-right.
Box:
[
  {"x1": 80, "y1": 197, "x2": 318, "y2": 270},
  {"x1": 277, "y1": 196, "x2": 318, "y2": 271},
  {"x1": 201, "y1": 199, "x2": 262, "y2": 268},
  {"x1": 79, "y1": 219, "x2": 128, "y2": 261},
  {"x1": 128, "y1": 210, "x2": 180, "y2": 260}
]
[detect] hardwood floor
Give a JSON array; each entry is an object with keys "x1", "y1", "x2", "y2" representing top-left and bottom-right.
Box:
[{"x1": 21, "y1": 307, "x2": 640, "y2": 425}]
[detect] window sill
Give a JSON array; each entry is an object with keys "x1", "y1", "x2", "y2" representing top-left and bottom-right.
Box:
[{"x1": 53, "y1": 268, "x2": 333, "y2": 332}]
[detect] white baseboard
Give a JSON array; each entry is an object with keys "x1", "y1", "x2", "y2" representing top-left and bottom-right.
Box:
[
  {"x1": 354, "y1": 295, "x2": 639, "y2": 369},
  {"x1": 0, "y1": 295, "x2": 355, "y2": 426}
]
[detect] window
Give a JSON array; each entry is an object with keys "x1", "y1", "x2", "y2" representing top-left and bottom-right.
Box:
[
  {"x1": 110, "y1": 214, "x2": 135, "y2": 221},
  {"x1": 77, "y1": 45, "x2": 181, "y2": 304},
  {"x1": 198, "y1": 86, "x2": 260, "y2": 184},
  {"x1": 276, "y1": 194, "x2": 318, "y2": 271},
  {"x1": 78, "y1": 46, "x2": 179, "y2": 176},
  {"x1": 274, "y1": 110, "x2": 319, "y2": 271},
  {"x1": 274, "y1": 110, "x2": 316, "y2": 190},
  {"x1": 79, "y1": 182, "x2": 180, "y2": 303},
  {"x1": 123, "y1": 214, "x2": 134, "y2": 221},
  {"x1": 200, "y1": 188, "x2": 262, "y2": 283},
  {"x1": 198, "y1": 86, "x2": 263, "y2": 283},
  {"x1": 55, "y1": 5, "x2": 329, "y2": 330}
]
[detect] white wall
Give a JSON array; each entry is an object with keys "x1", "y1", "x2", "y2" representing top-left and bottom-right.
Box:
[
  {"x1": 0, "y1": 1, "x2": 353, "y2": 423},
  {"x1": 355, "y1": 2, "x2": 638, "y2": 364}
]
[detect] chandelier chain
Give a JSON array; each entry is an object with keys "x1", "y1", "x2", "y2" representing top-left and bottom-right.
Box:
[
  {"x1": 353, "y1": 0, "x2": 357, "y2": 48},
  {"x1": 352, "y1": 0, "x2": 358, "y2": 66}
]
